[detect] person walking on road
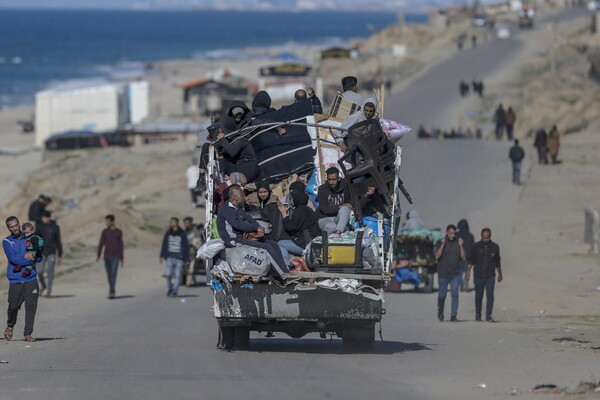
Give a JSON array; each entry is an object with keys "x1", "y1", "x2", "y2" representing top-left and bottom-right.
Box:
[
  {"x1": 36, "y1": 211, "x2": 63, "y2": 298},
  {"x1": 505, "y1": 107, "x2": 516, "y2": 141},
  {"x1": 3, "y1": 216, "x2": 42, "y2": 342},
  {"x1": 457, "y1": 219, "x2": 475, "y2": 291},
  {"x1": 434, "y1": 225, "x2": 466, "y2": 322},
  {"x1": 96, "y1": 214, "x2": 124, "y2": 299},
  {"x1": 547, "y1": 125, "x2": 560, "y2": 164},
  {"x1": 28, "y1": 195, "x2": 51, "y2": 226},
  {"x1": 186, "y1": 159, "x2": 200, "y2": 208},
  {"x1": 494, "y1": 104, "x2": 506, "y2": 140},
  {"x1": 509, "y1": 139, "x2": 525, "y2": 185},
  {"x1": 160, "y1": 217, "x2": 189, "y2": 297},
  {"x1": 533, "y1": 127, "x2": 549, "y2": 164},
  {"x1": 465, "y1": 228, "x2": 502, "y2": 322}
]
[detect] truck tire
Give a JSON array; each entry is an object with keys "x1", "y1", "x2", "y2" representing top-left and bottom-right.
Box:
[
  {"x1": 423, "y1": 271, "x2": 434, "y2": 293},
  {"x1": 342, "y1": 326, "x2": 375, "y2": 353},
  {"x1": 218, "y1": 326, "x2": 250, "y2": 351}
]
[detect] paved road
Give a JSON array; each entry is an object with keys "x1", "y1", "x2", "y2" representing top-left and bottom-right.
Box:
[{"x1": 0, "y1": 8, "x2": 591, "y2": 400}]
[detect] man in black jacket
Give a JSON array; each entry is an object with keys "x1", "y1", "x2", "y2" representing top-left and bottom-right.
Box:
[
  {"x1": 36, "y1": 211, "x2": 63, "y2": 297},
  {"x1": 315, "y1": 167, "x2": 353, "y2": 237},
  {"x1": 465, "y1": 228, "x2": 502, "y2": 322},
  {"x1": 435, "y1": 225, "x2": 466, "y2": 322},
  {"x1": 28, "y1": 195, "x2": 51, "y2": 226},
  {"x1": 509, "y1": 139, "x2": 525, "y2": 185},
  {"x1": 159, "y1": 217, "x2": 189, "y2": 297}
]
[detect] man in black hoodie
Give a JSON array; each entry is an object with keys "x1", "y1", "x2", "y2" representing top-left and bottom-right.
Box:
[
  {"x1": 215, "y1": 114, "x2": 259, "y2": 182},
  {"x1": 251, "y1": 91, "x2": 275, "y2": 117},
  {"x1": 36, "y1": 211, "x2": 63, "y2": 297},
  {"x1": 315, "y1": 167, "x2": 353, "y2": 237},
  {"x1": 278, "y1": 190, "x2": 320, "y2": 263},
  {"x1": 159, "y1": 217, "x2": 189, "y2": 297},
  {"x1": 457, "y1": 219, "x2": 475, "y2": 291}
]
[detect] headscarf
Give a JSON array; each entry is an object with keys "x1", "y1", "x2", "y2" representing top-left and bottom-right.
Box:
[
  {"x1": 256, "y1": 181, "x2": 272, "y2": 206},
  {"x1": 290, "y1": 190, "x2": 309, "y2": 207}
]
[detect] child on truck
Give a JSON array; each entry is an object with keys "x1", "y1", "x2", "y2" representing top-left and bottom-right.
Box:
[{"x1": 13, "y1": 222, "x2": 44, "y2": 278}]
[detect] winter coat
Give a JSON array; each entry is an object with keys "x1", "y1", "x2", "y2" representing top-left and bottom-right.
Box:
[
  {"x1": 533, "y1": 129, "x2": 548, "y2": 149},
  {"x1": 283, "y1": 191, "x2": 320, "y2": 248},
  {"x1": 548, "y1": 129, "x2": 560, "y2": 157}
]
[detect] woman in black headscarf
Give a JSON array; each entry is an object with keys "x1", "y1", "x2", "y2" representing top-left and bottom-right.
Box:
[{"x1": 278, "y1": 190, "x2": 320, "y2": 263}]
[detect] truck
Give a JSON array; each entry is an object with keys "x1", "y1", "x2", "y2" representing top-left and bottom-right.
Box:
[{"x1": 202, "y1": 100, "x2": 410, "y2": 352}]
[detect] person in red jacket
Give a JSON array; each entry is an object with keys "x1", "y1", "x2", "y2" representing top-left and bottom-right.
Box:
[{"x1": 96, "y1": 214, "x2": 124, "y2": 299}]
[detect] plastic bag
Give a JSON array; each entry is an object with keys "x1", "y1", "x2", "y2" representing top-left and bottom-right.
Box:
[
  {"x1": 226, "y1": 245, "x2": 271, "y2": 277},
  {"x1": 379, "y1": 118, "x2": 411, "y2": 143},
  {"x1": 197, "y1": 238, "x2": 225, "y2": 260}
]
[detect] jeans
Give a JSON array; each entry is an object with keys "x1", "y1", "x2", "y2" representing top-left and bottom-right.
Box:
[
  {"x1": 37, "y1": 254, "x2": 56, "y2": 295},
  {"x1": 318, "y1": 205, "x2": 351, "y2": 234},
  {"x1": 438, "y1": 274, "x2": 460, "y2": 318},
  {"x1": 459, "y1": 260, "x2": 469, "y2": 290},
  {"x1": 474, "y1": 276, "x2": 495, "y2": 319},
  {"x1": 7, "y1": 280, "x2": 39, "y2": 336},
  {"x1": 512, "y1": 161, "x2": 522, "y2": 184},
  {"x1": 165, "y1": 257, "x2": 184, "y2": 295},
  {"x1": 104, "y1": 257, "x2": 120, "y2": 295},
  {"x1": 278, "y1": 239, "x2": 305, "y2": 264}
]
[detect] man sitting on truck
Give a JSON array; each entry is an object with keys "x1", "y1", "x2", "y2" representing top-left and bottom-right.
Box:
[
  {"x1": 315, "y1": 167, "x2": 353, "y2": 238},
  {"x1": 217, "y1": 185, "x2": 289, "y2": 280}
]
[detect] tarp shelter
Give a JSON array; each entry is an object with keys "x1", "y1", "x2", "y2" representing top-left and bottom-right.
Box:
[{"x1": 179, "y1": 79, "x2": 249, "y2": 116}]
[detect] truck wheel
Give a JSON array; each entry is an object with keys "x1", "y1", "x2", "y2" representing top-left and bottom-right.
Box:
[
  {"x1": 342, "y1": 327, "x2": 375, "y2": 353},
  {"x1": 423, "y1": 271, "x2": 434, "y2": 293},
  {"x1": 218, "y1": 326, "x2": 250, "y2": 351}
]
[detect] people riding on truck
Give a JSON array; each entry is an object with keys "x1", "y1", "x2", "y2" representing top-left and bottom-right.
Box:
[
  {"x1": 216, "y1": 185, "x2": 290, "y2": 279},
  {"x1": 315, "y1": 167, "x2": 353, "y2": 238}
]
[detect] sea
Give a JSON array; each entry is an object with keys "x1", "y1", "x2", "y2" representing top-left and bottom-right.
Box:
[{"x1": 0, "y1": 9, "x2": 427, "y2": 107}]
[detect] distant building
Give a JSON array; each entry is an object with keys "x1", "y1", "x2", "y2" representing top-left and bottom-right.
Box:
[
  {"x1": 179, "y1": 79, "x2": 249, "y2": 116},
  {"x1": 35, "y1": 80, "x2": 149, "y2": 147}
]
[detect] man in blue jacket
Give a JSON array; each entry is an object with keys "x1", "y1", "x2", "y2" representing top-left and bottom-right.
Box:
[{"x1": 3, "y1": 216, "x2": 42, "y2": 342}]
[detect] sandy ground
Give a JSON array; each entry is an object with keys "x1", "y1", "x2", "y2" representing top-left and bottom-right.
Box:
[{"x1": 0, "y1": 6, "x2": 599, "y2": 400}]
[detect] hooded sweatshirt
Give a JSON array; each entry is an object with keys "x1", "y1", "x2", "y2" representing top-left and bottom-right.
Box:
[
  {"x1": 404, "y1": 210, "x2": 426, "y2": 230},
  {"x1": 283, "y1": 190, "x2": 320, "y2": 247},
  {"x1": 226, "y1": 100, "x2": 251, "y2": 129},
  {"x1": 336, "y1": 97, "x2": 378, "y2": 144},
  {"x1": 315, "y1": 179, "x2": 351, "y2": 219},
  {"x1": 251, "y1": 91, "x2": 275, "y2": 117},
  {"x1": 215, "y1": 115, "x2": 258, "y2": 165},
  {"x1": 456, "y1": 219, "x2": 475, "y2": 257},
  {"x1": 3, "y1": 233, "x2": 40, "y2": 284}
]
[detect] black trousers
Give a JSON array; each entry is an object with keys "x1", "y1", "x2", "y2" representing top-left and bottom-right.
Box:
[{"x1": 7, "y1": 280, "x2": 39, "y2": 336}]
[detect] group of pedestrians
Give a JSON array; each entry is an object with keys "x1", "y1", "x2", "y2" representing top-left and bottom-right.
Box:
[
  {"x1": 435, "y1": 224, "x2": 502, "y2": 322},
  {"x1": 533, "y1": 125, "x2": 561, "y2": 164},
  {"x1": 459, "y1": 80, "x2": 484, "y2": 97},
  {"x1": 417, "y1": 125, "x2": 483, "y2": 140},
  {"x1": 494, "y1": 104, "x2": 517, "y2": 141}
]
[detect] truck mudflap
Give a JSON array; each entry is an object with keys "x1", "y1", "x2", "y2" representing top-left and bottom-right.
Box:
[{"x1": 213, "y1": 283, "x2": 383, "y2": 321}]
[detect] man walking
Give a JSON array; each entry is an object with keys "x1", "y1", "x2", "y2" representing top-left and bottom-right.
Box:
[
  {"x1": 160, "y1": 217, "x2": 189, "y2": 297},
  {"x1": 96, "y1": 214, "x2": 124, "y2": 299},
  {"x1": 434, "y1": 225, "x2": 465, "y2": 322},
  {"x1": 509, "y1": 139, "x2": 525, "y2": 185},
  {"x1": 465, "y1": 228, "x2": 502, "y2": 322},
  {"x1": 505, "y1": 107, "x2": 516, "y2": 141},
  {"x1": 3, "y1": 216, "x2": 41, "y2": 342},
  {"x1": 28, "y1": 195, "x2": 51, "y2": 226},
  {"x1": 36, "y1": 211, "x2": 63, "y2": 298},
  {"x1": 494, "y1": 104, "x2": 506, "y2": 140}
]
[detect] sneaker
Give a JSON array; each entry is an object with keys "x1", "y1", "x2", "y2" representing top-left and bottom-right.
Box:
[
  {"x1": 194, "y1": 176, "x2": 206, "y2": 193},
  {"x1": 450, "y1": 316, "x2": 458, "y2": 322},
  {"x1": 329, "y1": 232, "x2": 342, "y2": 239},
  {"x1": 108, "y1": 293, "x2": 115, "y2": 299},
  {"x1": 486, "y1": 317, "x2": 495, "y2": 322},
  {"x1": 438, "y1": 310, "x2": 444, "y2": 322},
  {"x1": 475, "y1": 314, "x2": 482, "y2": 322},
  {"x1": 12, "y1": 266, "x2": 22, "y2": 273},
  {"x1": 167, "y1": 290, "x2": 172, "y2": 297},
  {"x1": 21, "y1": 269, "x2": 32, "y2": 278}
]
